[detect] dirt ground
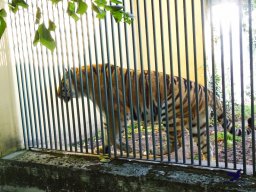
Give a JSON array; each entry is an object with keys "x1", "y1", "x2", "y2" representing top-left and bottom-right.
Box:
[{"x1": 85, "y1": 122, "x2": 256, "y2": 165}]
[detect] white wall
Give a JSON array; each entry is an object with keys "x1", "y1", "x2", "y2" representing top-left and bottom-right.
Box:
[{"x1": 0, "y1": 1, "x2": 22, "y2": 156}]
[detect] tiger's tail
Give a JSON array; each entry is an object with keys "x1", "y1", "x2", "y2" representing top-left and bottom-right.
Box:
[{"x1": 207, "y1": 91, "x2": 246, "y2": 136}]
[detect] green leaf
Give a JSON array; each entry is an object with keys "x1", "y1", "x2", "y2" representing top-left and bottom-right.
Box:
[
  {"x1": 92, "y1": 3, "x2": 100, "y2": 13},
  {"x1": 33, "y1": 31, "x2": 39, "y2": 45},
  {"x1": 16, "y1": 0, "x2": 28, "y2": 8},
  {"x1": 123, "y1": 12, "x2": 134, "y2": 24},
  {"x1": 94, "y1": 0, "x2": 107, "y2": 7},
  {"x1": 92, "y1": 3, "x2": 106, "y2": 19},
  {"x1": 8, "y1": 3, "x2": 18, "y2": 13},
  {"x1": 96, "y1": 10, "x2": 106, "y2": 19},
  {"x1": 67, "y1": 1, "x2": 79, "y2": 21},
  {"x1": 50, "y1": 0, "x2": 62, "y2": 4},
  {"x1": 111, "y1": 11, "x2": 123, "y2": 22},
  {"x1": 35, "y1": 7, "x2": 41, "y2": 24},
  {"x1": 67, "y1": 1, "x2": 76, "y2": 14},
  {"x1": 76, "y1": 0, "x2": 88, "y2": 15},
  {"x1": 70, "y1": 13, "x2": 80, "y2": 21},
  {"x1": 34, "y1": 23, "x2": 56, "y2": 52},
  {"x1": 0, "y1": 9, "x2": 7, "y2": 17},
  {"x1": 110, "y1": 0, "x2": 123, "y2": 4},
  {"x1": 48, "y1": 20, "x2": 56, "y2": 31},
  {"x1": 105, "y1": 5, "x2": 123, "y2": 12},
  {"x1": 0, "y1": 17, "x2": 6, "y2": 39},
  {"x1": 8, "y1": 0, "x2": 28, "y2": 13}
]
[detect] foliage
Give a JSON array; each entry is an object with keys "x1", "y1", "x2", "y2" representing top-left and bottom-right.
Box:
[
  {"x1": 215, "y1": 131, "x2": 241, "y2": 142},
  {"x1": 210, "y1": 131, "x2": 241, "y2": 149},
  {"x1": 0, "y1": 9, "x2": 7, "y2": 39},
  {"x1": 208, "y1": 66, "x2": 222, "y2": 99},
  {"x1": 1, "y1": 0, "x2": 134, "y2": 51},
  {"x1": 233, "y1": 103, "x2": 256, "y2": 120}
]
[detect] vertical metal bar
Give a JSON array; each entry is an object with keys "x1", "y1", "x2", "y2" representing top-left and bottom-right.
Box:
[
  {"x1": 143, "y1": 0, "x2": 156, "y2": 160},
  {"x1": 21, "y1": 0, "x2": 40, "y2": 148},
  {"x1": 98, "y1": 19, "x2": 111, "y2": 156},
  {"x1": 116, "y1": 22, "x2": 128, "y2": 157},
  {"x1": 59, "y1": 1, "x2": 74, "y2": 152},
  {"x1": 9, "y1": 12, "x2": 28, "y2": 149},
  {"x1": 41, "y1": 43, "x2": 53, "y2": 149},
  {"x1": 136, "y1": 0, "x2": 149, "y2": 159},
  {"x1": 103, "y1": 6, "x2": 119, "y2": 157},
  {"x1": 26, "y1": 0, "x2": 48, "y2": 149},
  {"x1": 123, "y1": 0, "x2": 136, "y2": 158},
  {"x1": 220, "y1": 16, "x2": 228, "y2": 168},
  {"x1": 47, "y1": 2, "x2": 65, "y2": 150},
  {"x1": 167, "y1": 0, "x2": 178, "y2": 162},
  {"x1": 37, "y1": 0, "x2": 56, "y2": 150},
  {"x1": 209, "y1": 0, "x2": 219, "y2": 167},
  {"x1": 32, "y1": 1, "x2": 53, "y2": 150},
  {"x1": 43, "y1": 1, "x2": 59, "y2": 151},
  {"x1": 55, "y1": 2, "x2": 70, "y2": 151},
  {"x1": 130, "y1": 0, "x2": 143, "y2": 159},
  {"x1": 159, "y1": 0, "x2": 170, "y2": 162},
  {"x1": 229, "y1": 23, "x2": 237, "y2": 169},
  {"x1": 191, "y1": 0, "x2": 202, "y2": 164},
  {"x1": 49, "y1": 2, "x2": 67, "y2": 151},
  {"x1": 72, "y1": 18, "x2": 88, "y2": 153},
  {"x1": 89, "y1": 7, "x2": 102, "y2": 154},
  {"x1": 70, "y1": 15, "x2": 88, "y2": 154},
  {"x1": 97, "y1": 20, "x2": 111, "y2": 157},
  {"x1": 248, "y1": 0, "x2": 255, "y2": 175},
  {"x1": 151, "y1": 0, "x2": 163, "y2": 161},
  {"x1": 14, "y1": 8, "x2": 33, "y2": 149},
  {"x1": 238, "y1": 0, "x2": 246, "y2": 174},
  {"x1": 108, "y1": 10, "x2": 121, "y2": 157},
  {"x1": 63, "y1": 6, "x2": 85, "y2": 153},
  {"x1": 183, "y1": 0, "x2": 194, "y2": 164},
  {"x1": 62, "y1": 4, "x2": 79, "y2": 152},
  {"x1": 200, "y1": 0, "x2": 210, "y2": 166},
  {"x1": 174, "y1": 0, "x2": 186, "y2": 163},
  {"x1": 83, "y1": 8, "x2": 96, "y2": 153}
]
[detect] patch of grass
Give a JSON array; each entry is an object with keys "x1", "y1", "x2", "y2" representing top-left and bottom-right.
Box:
[
  {"x1": 233, "y1": 104, "x2": 256, "y2": 120},
  {"x1": 211, "y1": 131, "x2": 241, "y2": 143},
  {"x1": 194, "y1": 154, "x2": 199, "y2": 160}
]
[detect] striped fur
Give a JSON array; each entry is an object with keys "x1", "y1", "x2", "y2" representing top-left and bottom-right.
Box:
[{"x1": 57, "y1": 64, "x2": 251, "y2": 159}]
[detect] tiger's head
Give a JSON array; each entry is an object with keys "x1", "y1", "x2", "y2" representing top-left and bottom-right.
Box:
[{"x1": 56, "y1": 69, "x2": 76, "y2": 102}]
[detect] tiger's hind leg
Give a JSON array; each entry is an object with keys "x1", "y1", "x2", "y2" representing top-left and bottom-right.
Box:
[
  {"x1": 192, "y1": 113, "x2": 213, "y2": 161},
  {"x1": 154, "y1": 118, "x2": 183, "y2": 156}
]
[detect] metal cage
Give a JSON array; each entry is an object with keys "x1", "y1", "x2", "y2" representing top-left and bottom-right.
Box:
[{"x1": 9, "y1": 0, "x2": 255, "y2": 175}]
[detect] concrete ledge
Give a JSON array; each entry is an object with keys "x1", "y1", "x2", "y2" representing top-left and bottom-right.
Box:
[{"x1": 0, "y1": 151, "x2": 256, "y2": 192}]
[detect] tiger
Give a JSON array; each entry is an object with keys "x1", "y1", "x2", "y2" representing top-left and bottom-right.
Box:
[
  {"x1": 248, "y1": 117, "x2": 255, "y2": 131},
  {"x1": 56, "y1": 63, "x2": 251, "y2": 160}
]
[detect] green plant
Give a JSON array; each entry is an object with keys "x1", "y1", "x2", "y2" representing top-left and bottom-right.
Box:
[
  {"x1": 212, "y1": 131, "x2": 241, "y2": 143},
  {"x1": 1, "y1": 0, "x2": 134, "y2": 51}
]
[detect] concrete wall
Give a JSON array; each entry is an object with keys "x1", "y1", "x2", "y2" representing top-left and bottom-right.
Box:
[
  {"x1": 1, "y1": 151, "x2": 256, "y2": 192},
  {"x1": 0, "y1": 1, "x2": 22, "y2": 156}
]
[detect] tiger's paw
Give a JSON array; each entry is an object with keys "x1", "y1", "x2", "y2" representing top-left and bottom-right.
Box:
[
  {"x1": 202, "y1": 153, "x2": 214, "y2": 162},
  {"x1": 95, "y1": 145, "x2": 110, "y2": 154}
]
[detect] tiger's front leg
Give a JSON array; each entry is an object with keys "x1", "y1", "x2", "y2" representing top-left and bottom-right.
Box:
[
  {"x1": 192, "y1": 114, "x2": 213, "y2": 161},
  {"x1": 100, "y1": 109, "x2": 133, "y2": 155}
]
